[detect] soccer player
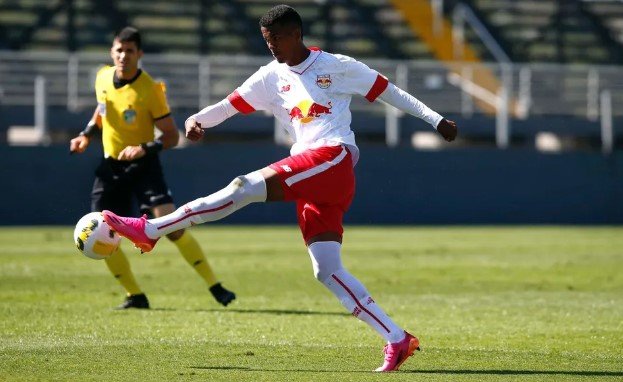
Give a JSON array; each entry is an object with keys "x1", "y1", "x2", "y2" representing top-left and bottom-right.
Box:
[
  {"x1": 69, "y1": 27, "x2": 235, "y2": 309},
  {"x1": 103, "y1": 6, "x2": 457, "y2": 371}
]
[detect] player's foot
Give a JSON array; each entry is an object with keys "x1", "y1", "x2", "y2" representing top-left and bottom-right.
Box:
[
  {"x1": 374, "y1": 331, "x2": 420, "y2": 372},
  {"x1": 115, "y1": 293, "x2": 150, "y2": 309},
  {"x1": 102, "y1": 210, "x2": 159, "y2": 253},
  {"x1": 209, "y1": 283, "x2": 236, "y2": 306}
]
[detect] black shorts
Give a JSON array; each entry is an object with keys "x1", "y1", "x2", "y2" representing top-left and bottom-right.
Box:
[{"x1": 91, "y1": 155, "x2": 174, "y2": 217}]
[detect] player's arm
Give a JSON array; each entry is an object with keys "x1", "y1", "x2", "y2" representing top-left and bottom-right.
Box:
[
  {"x1": 378, "y1": 83, "x2": 457, "y2": 142},
  {"x1": 69, "y1": 106, "x2": 102, "y2": 154},
  {"x1": 116, "y1": 115, "x2": 179, "y2": 161},
  {"x1": 185, "y1": 98, "x2": 239, "y2": 141},
  {"x1": 153, "y1": 115, "x2": 179, "y2": 150}
]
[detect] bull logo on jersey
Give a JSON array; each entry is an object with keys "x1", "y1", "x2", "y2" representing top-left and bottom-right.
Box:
[
  {"x1": 123, "y1": 108, "x2": 136, "y2": 124},
  {"x1": 288, "y1": 100, "x2": 332, "y2": 123},
  {"x1": 316, "y1": 74, "x2": 332, "y2": 89}
]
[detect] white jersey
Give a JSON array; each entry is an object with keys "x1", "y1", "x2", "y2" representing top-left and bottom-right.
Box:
[{"x1": 227, "y1": 48, "x2": 388, "y2": 164}]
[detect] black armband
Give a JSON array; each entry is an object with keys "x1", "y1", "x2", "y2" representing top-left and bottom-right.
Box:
[
  {"x1": 79, "y1": 121, "x2": 98, "y2": 138},
  {"x1": 140, "y1": 140, "x2": 164, "y2": 155}
]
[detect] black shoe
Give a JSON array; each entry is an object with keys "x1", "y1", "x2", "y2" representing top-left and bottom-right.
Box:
[
  {"x1": 209, "y1": 283, "x2": 236, "y2": 307},
  {"x1": 115, "y1": 293, "x2": 150, "y2": 309}
]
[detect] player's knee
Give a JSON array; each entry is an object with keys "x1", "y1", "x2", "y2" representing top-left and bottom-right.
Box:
[
  {"x1": 227, "y1": 172, "x2": 266, "y2": 207},
  {"x1": 312, "y1": 268, "x2": 323, "y2": 282},
  {"x1": 315, "y1": 266, "x2": 342, "y2": 284}
]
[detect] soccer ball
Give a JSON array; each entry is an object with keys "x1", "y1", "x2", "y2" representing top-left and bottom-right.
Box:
[{"x1": 73, "y1": 212, "x2": 121, "y2": 260}]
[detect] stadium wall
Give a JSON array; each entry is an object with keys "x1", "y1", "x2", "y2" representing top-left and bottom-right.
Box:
[{"x1": 2, "y1": 144, "x2": 622, "y2": 226}]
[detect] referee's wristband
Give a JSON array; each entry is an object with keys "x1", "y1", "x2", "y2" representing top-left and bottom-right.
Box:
[
  {"x1": 140, "y1": 140, "x2": 164, "y2": 156},
  {"x1": 79, "y1": 121, "x2": 97, "y2": 138}
]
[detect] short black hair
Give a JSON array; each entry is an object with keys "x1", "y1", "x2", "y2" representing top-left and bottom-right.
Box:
[
  {"x1": 114, "y1": 26, "x2": 142, "y2": 50},
  {"x1": 259, "y1": 5, "x2": 303, "y2": 37}
]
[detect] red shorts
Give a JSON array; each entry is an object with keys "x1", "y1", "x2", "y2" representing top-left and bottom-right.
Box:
[{"x1": 269, "y1": 145, "x2": 355, "y2": 243}]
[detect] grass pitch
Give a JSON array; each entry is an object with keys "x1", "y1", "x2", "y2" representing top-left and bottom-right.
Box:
[{"x1": 0, "y1": 225, "x2": 622, "y2": 381}]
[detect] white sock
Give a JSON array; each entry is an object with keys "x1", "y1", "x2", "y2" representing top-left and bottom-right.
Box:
[
  {"x1": 145, "y1": 171, "x2": 266, "y2": 238},
  {"x1": 308, "y1": 242, "x2": 405, "y2": 343}
]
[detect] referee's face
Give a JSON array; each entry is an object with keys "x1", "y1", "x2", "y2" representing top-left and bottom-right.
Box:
[{"x1": 111, "y1": 39, "x2": 143, "y2": 79}]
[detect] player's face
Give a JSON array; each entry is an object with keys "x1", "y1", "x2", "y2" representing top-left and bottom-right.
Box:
[
  {"x1": 261, "y1": 24, "x2": 301, "y2": 66},
  {"x1": 110, "y1": 39, "x2": 143, "y2": 79}
]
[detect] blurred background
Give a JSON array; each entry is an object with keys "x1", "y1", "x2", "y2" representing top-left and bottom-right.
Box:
[{"x1": 1, "y1": 0, "x2": 622, "y2": 225}]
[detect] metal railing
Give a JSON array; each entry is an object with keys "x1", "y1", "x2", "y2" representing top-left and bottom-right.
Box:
[{"x1": 0, "y1": 51, "x2": 621, "y2": 150}]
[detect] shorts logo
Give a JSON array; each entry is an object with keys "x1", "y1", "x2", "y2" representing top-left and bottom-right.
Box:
[
  {"x1": 123, "y1": 108, "x2": 136, "y2": 124},
  {"x1": 316, "y1": 74, "x2": 332, "y2": 89},
  {"x1": 280, "y1": 165, "x2": 292, "y2": 172}
]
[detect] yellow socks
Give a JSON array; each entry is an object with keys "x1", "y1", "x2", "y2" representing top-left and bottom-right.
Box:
[
  {"x1": 104, "y1": 246, "x2": 142, "y2": 295},
  {"x1": 173, "y1": 231, "x2": 218, "y2": 287}
]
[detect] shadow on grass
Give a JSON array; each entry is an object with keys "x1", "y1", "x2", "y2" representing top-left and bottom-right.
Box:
[
  {"x1": 191, "y1": 367, "x2": 623, "y2": 377},
  {"x1": 149, "y1": 307, "x2": 350, "y2": 316},
  {"x1": 407, "y1": 370, "x2": 623, "y2": 377}
]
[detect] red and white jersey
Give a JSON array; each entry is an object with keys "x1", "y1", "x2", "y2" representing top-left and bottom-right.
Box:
[{"x1": 227, "y1": 48, "x2": 388, "y2": 164}]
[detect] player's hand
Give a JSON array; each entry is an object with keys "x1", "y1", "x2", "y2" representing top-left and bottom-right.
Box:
[
  {"x1": 437, "y1": 118, "x2": 457, "y2": 142},
  {"x1": 69, "y1": 135, "x2": 89, "y2": 155},
  {"x1": 117, "y1": 145, "x2": 145, "y2": 161},
  {"x1": 185, "y1": 118, "x2": 205, "y2": 141}
]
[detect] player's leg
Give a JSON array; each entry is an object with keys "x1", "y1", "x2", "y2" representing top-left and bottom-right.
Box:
[
  {"x1": 151, "y1": 203, "x2": 236, "y2": 306},
  {"x1": 92, "y1": 160, "x2": 148, "y2": 309},
  {"x1": 103, "y1": 168, "x2": 272, "y2": 250},
  {"x1": 307, "y1": 238, "x2": 419, "y2": 371},
  {"x1": 278, "y1": 146, "x2": 418, "y2": 371},
  {"x1": 101, "y1": 145, "x2": 341, "y2": 248}
]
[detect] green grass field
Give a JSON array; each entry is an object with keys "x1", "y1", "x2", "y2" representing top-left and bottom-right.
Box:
[{"x1": 1, "y1": 226, "x2": 622, "y2": 381}]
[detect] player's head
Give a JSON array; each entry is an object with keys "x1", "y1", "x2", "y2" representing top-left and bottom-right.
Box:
[
  {"x1": 259, "y1": 5, "x2": 307, "y2": 66},
  {"x1": 114, "y1": 26, "x2": 142, "y2": 50},
  {"x1": 111, "y1": 26, "x2": 143, "y2": 78}
]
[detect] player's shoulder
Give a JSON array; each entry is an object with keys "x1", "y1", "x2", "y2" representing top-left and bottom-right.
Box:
[
  {"x1": 313, "y1": 51, "x2": 362, "y2": 76},
  {"x1": 96, "y1": 65, "x2": 115, "y2": 79},
  {"x1": 262, "y1": 60, "x2": 281, "y2": 73},
  {"x1": 318, "y1": 50, "x2": 357, "y2": 65},
  {"x1": 136, "y1": 69, "x2": 156, "y2": 84}
]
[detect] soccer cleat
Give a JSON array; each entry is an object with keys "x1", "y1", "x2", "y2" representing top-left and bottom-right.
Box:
[
  {"x1": 374, "y1": 331, "x2": 420, "y2": 372},
  {"x1": 115, "y1": 293, "x2": 150, "y2": 309},
  {"x1": 102, "y1": 210, "x2": 159, "y2": 253},
  {"x1": 209, "y1": 283, "x2": 236, "y2": 306}
]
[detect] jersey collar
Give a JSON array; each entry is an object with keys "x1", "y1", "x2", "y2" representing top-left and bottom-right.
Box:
[{"x1": 288, "y1": 49, "x2": 322, "y2": 75}]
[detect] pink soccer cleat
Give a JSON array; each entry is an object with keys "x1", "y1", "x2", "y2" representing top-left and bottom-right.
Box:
[
  {"x1": 102, "y1": 210, "x2": 159, "y2": 253},
  {"x1": 374, "y1": 331, "x2": 420, "y2": 372}
]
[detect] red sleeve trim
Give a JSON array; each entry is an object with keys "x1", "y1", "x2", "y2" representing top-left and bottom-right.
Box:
[
  {"x1": 365, "y1": 74, "x2": 389, "y2": 102},
  {"x1": 227, "y1": 90, "x2": 255, "y2": 114}
]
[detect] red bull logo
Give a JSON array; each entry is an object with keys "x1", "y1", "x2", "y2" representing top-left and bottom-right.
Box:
[
  {"x1": 287, "y1": 100, "x2": 332, "y2": 123},
  {"x1": 316, "y1": 74, "x2": 332, "y2": 89}
]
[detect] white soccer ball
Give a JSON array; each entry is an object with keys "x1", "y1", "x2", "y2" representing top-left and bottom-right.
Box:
[{"x1": 73, "y1": 212, "x2": 121, "y2": 260}]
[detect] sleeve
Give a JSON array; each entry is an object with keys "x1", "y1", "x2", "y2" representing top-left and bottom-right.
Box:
[
  {"x1": 150, "y1": 82, "x2": 171, "y2": 120},
  {"x1": 226, "y1": 67, "x2": 271, "y2": 114},
  {"x1": 378, "y1": 82, "x2": 444, "y2": 129},
  {"x1": 187, "y1": 98, "x2": 239, "y2": 129},
  {"x1": 94, "y1": 66, "x2": 110, "y2": 116},
  {"x1": 341, "y1": 56, "x2": 389, "y2": 102}
]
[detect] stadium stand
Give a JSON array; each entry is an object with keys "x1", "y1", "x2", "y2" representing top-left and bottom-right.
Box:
[
  {"x1": 452, "y1": 0, "x2": 623, "y2": 64},
  {"x1": 0, "y1": 0, "x2": 430, "y2": 59}
]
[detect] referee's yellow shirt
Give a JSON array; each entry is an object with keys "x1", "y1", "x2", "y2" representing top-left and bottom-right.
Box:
[{"x1": 95, "y1": 66, "x2": 170, "y2": 159}]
